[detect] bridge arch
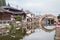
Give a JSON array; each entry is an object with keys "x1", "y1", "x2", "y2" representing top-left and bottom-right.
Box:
[{"x1": 38, "y1": 14, "x2": 58, "y2": 30}]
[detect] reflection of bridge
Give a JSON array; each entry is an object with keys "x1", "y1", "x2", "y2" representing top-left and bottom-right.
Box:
[{"x1": 38, "y1": 14, "x2": 58, "y2": 30}]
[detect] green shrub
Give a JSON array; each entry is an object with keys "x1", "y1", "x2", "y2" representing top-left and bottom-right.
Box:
[
  {"x1": 15, "y1": 15, "x2": 22, "y2": 21},
  {"x1": 9, "y1": 23, "x2": 14, "y2": 34}
]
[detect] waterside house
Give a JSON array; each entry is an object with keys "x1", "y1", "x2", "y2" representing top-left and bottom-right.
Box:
[
  {"x1": 0, "y1": 6, "x2": 26, "y2": 25},
  {"x1": 25, "y1": 10, "x2": 35, "y2": 22}
]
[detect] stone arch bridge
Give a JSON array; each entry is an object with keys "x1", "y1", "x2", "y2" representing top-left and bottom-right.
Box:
[{"x1": 38, "y1": 14, "x2": 58, "y2": 30}]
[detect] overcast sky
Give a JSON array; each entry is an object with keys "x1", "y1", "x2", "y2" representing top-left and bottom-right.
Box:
[{"x1": 6, "y1": 0, "x2": 60, "y2": 16}]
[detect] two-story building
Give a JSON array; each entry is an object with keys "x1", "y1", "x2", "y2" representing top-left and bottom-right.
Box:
[{"x1": 0, "y1": 6, "x2": 26, "y2": 25}]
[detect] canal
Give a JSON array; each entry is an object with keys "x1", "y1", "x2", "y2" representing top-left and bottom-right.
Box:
[
  {"x1": 0, "y1": 26, "x2": 56, "y2": 40},
  {"x1": 22, "y1": 26, "x2": 55, "y2": 40}
]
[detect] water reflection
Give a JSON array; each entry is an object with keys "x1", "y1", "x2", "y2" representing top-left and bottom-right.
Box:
[
  {"x1": 44, "y1": 26, "x2": 55, "y2": 29},
  {"x1": 23, "y1": 29, "x2": 55, "y2": 40}
]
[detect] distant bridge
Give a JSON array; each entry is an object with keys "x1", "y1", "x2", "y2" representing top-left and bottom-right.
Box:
[{"x1": 38, "y1": 14, "x2": 58, "y2": 30}]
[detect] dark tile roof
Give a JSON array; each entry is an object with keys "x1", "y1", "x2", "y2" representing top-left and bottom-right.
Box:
[
  {"x1": 0, "y1": 6, "x2": 23, "y2": 12},
  {"x1": 0, "y1": 6, "x2": 26, "y2": 15}
]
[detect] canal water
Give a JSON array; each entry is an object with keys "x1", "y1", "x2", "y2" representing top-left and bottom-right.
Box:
[
  {"x1": 22, "y1": 26, "x2": 55, "y2": 40},
  {"x1": 44, "y1": 26, "x2": 55, "y2": 29},
  {"x1": 0, "y1": 26, "x2": 55, "y2": 40}
]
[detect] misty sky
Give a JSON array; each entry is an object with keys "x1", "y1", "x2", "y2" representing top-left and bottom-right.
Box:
[{"x1": 6, "y1": 0, "x2": 60, "y2": 16}]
